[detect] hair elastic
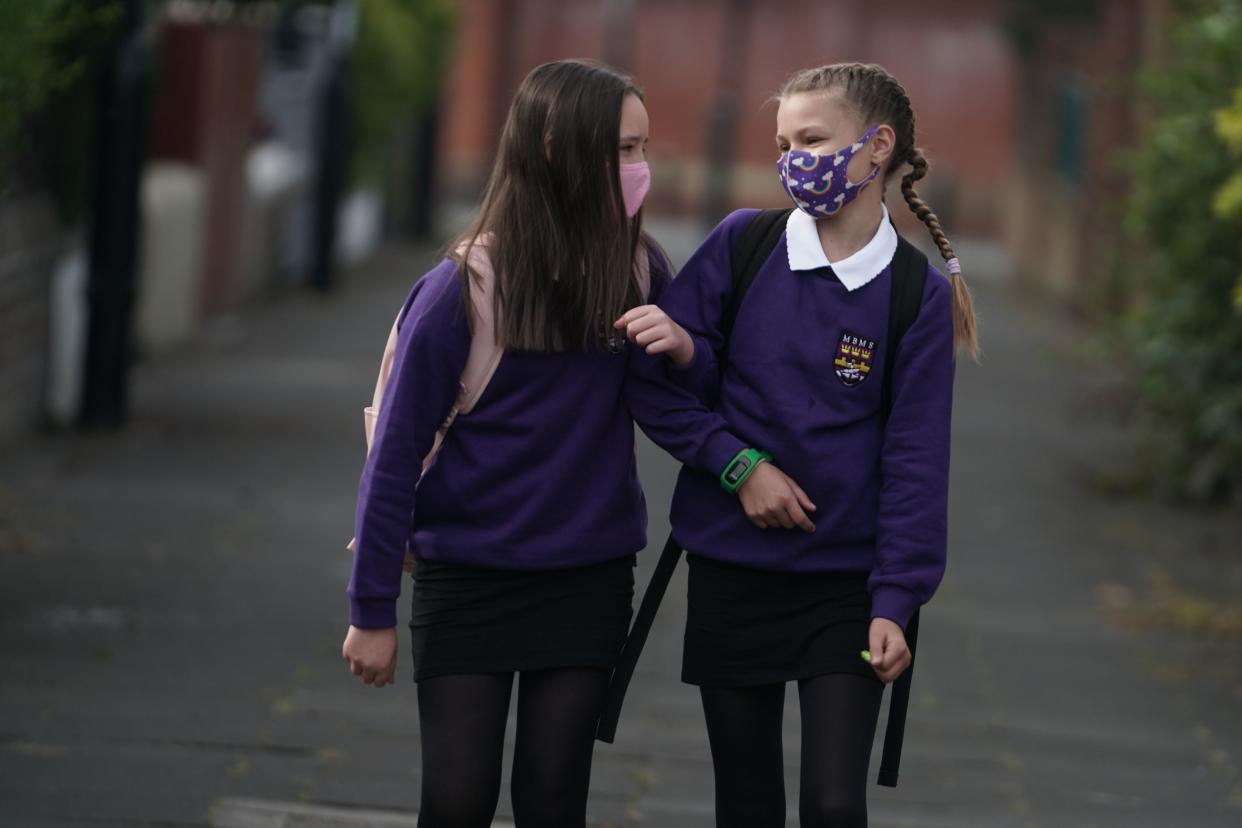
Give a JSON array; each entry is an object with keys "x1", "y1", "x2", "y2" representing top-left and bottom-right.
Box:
[{"x1": 945, "y1": 257, "x2": 961, "y2": 275}]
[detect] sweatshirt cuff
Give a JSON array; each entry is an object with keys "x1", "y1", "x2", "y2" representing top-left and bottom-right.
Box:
[
  {"x1": 701, "y1": 429, "x2": 748, "y2": 480},
  {"x1": 665, "y1": 334, "x2": 720, "y2": 404},
  {"x1": 870, "y1": 585, "x2": 919, "y2": 631},
  {"x1": 349, "y1": 597, "x2": 398, "y2": 629},
  {"x1": 669, "y1": 334, "x2": 710, "y2": 375}
]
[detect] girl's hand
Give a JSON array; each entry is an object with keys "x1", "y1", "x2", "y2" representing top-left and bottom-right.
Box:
[
  {"x1": 737, "y1": 462, "x2": 817, "y2": 533},
  {"x1": 867, "y1": 618, "x2": 911, "y2": 683},
  {"x1": 613, "y1": 305, "x2": 695, "y2": 367},
  {"x1": 342, "y1": 625, "x2": 397, "y2": 688}
]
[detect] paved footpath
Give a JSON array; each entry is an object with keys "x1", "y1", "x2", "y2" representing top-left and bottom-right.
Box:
[{"x1": 1, "y1": 224, "x2": 1240, "y2": 827}]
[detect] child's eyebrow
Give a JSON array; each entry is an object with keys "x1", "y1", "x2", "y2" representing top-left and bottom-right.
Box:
[
  {"x1": 792, "y1": 125, "x2": 831, "y2": 137},
  {"x1": 619, "y1": 134, "x2": 647, "y2": 142}
]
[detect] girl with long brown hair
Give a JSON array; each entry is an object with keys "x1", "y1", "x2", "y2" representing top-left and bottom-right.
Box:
[{"x1": 341, "y1": 59, "x2": 686, "y2": 827}]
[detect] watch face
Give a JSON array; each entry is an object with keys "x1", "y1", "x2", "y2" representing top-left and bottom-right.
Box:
[{"x1": 727, "y1": 457, "x2": 751, "y2": 484}]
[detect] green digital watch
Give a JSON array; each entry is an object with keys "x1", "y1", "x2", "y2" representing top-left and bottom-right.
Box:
[{"x1": 720, "y1": 448, "x2": 773, "y2": 494}]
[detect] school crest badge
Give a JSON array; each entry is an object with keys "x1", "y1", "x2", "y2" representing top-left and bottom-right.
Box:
[{"x1": 834, "y1": 331, "x2": 876, "y2": 387}]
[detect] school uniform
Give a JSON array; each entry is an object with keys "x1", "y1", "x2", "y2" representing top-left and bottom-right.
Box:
[
  {"x1": 625, "y1": 205, "x2": 954, "y2": 687},
  {"x1": 349, "y1": 252, "x2": 673, "y2": 681}
]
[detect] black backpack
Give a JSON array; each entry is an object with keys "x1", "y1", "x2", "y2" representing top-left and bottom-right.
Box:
[{"x1": 599, "y1": 208, "x2": 928, "y2": 788}]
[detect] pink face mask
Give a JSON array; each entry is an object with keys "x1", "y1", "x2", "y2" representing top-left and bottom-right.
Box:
[{"x1": 619, "y1": 161, "x2": 651, "y2": 217}]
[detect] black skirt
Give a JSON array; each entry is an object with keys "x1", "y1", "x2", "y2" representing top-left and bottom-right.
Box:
[
  {"x1": 408, "y1": 554, "x2": 636, "y2": 682},
  {"x1": 682, "y1": 553, "x2": 880, "y2": 687}
]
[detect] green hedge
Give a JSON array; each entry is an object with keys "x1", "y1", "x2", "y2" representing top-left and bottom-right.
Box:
[
  {"x1": 350, "y1": 0, "x2": 455, "y2": 183},
  {"x1": 0, "y1": 0, "x2": 121, "y2": 203},
  {"x1": 1125, "y1": 0, "x2": 1242, "y2": 501}
]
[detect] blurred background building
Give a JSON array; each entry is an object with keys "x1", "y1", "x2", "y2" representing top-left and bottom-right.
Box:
[
  {"x1": 1, "y1": 0, "x2": 453, "y2": 436},
  {"x1": 0, "y1": 0, "x2": 1238, "y2": 494},
  {"x1": 441, "y1": 0, "x2": 1017, "y2": 239}
]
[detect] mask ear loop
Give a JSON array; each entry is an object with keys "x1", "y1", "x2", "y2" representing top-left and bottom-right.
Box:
[{"x1": 842, "y1": 125, "x2": 884, "y2": 189}]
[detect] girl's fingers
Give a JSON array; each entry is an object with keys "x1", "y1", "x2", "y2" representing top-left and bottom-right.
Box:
[
  {"x1": 869, "y1": 629, "x2": 910, "y2": 682},
  {"x1": 644, "y1": 338, "x2": 674, "y2": 355},
  {"x1": 787, "y1": 501, "x2": 816, "y2": 533},
  {"x1": 613, "y1": 308, "x2": 644, "y2": 328},
  {"x1": 626, "y1": 319, "x2": 665, "y2": 345},
  {"x1": 868, "y1": 628, "x2": 885, "y2": 670},
  {"x1": 876, "y1": 646, "x2": 895, "y2": 681},
  {"x1": 614, "y1": 305, "x2": 660, "y2": 329},
  {"x1": 771, "y1": 507, "x2": 795, "y2": 529},
  {"x1": 633, "y1": 325, "x2": 666, "y2": 346},
  {"x1": 627, "y1": 314, "x2": 660, "y2": 335},
  {"x1": 892, "y1": 643, "x2": 910, "y2": 675},
  {"x1": 879, "y1": 650, "x2": 909, "y2": 683},
  {"x1": 788, "y1": 480, "x2": 817, "y2": 512}
]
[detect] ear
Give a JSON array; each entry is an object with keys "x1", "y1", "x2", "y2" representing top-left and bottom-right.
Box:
[{"x1": 870, "y1": 124, "x2": 897, "y2": 169}]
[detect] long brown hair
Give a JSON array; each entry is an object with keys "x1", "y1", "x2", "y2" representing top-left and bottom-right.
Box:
[
  {"x1": 779, "y1": 63, "x2": 980, "y2": 359},
  {"x1": 452, "y1": 60, "x2": 647, "y2": 352}
]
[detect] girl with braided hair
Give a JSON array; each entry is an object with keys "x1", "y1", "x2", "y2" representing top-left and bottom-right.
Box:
[{"x1": 620, "y1": 62, "x2": 977, "y2": 826}]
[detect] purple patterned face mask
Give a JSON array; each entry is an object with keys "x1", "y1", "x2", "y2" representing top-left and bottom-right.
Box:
[{"x1": 777, "y1": 125, "x2": 881, "y2": 218}]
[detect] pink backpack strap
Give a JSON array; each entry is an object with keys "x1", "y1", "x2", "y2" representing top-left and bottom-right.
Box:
[
  {"x1": 420, "y1": 242, "x2": 503, "y2": 467},
  {"x1": 448, "y1": 243, "x2": 503, "y2": 417},
  {"x1": 359, "y1": 243, "x2": 504, "y2": 459},
  {"x1": 348, "y1": 246, "x2": 502, "y2": 561},
  {"x1": 361, "y1": 314, "x2": 401, "y2": 451}
]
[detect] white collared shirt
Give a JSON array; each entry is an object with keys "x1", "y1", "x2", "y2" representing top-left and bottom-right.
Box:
[{"x1": 784, "y1": 203, "x2": 898, "y2": 292}]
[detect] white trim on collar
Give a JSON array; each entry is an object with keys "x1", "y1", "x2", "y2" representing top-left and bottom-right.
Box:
[{"x1": 784, "y1": 203, "x2": 898, "y2": 292}]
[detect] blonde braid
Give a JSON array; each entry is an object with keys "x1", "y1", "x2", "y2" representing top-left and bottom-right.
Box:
[{"x1": 902, "y1": 149, "x2": 979, "y2": 359}]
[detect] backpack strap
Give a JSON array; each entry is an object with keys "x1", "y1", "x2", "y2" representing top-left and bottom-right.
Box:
[
  {"x1": 876, "y1": 232, "x2": 929, "y2": 788},
  {"x1": 721, "y1": 208, "x2": 792, "y2": 365},
  {"x1": 449, "y1": 245, "x2": 502, "y2": 417},
  {"x1": 881, "y1": 234, "x2": 928, "y2": 422},
  {"x1": 600, "y1": 220, "x2": 784, "y2": 743}
]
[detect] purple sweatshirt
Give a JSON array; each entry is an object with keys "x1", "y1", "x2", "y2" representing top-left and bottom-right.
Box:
[
  {"x1": 625, "y1": 209, "x2": 955, "y2": 629},
  {"x1": 348, "y1": 255, "x2": 673, "y2": 629}
]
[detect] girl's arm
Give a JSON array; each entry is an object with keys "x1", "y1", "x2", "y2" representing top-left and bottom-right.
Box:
[
  {"x1": 348, "y1": 264, "x2": 470, "y2": 629},
  {"x1": 624, "y1": 259, "x2": 748, "y2": 476},
  {"x1": 624, "y1": 300, "x2": 816, "y2": 532},
  {"x1": 870, "y1": 270, "x2": 956, "y2": 630}
]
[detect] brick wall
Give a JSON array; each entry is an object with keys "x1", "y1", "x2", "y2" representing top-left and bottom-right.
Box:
[
  {"x1": 438, "y1": 0, "x2": 1016, "y2": 237},
  {"x1": 0, "y1": 191, "x2": 64, "y2": 445}
]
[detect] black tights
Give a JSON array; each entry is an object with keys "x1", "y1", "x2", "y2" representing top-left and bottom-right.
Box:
[
  {"x1": 700, "y1": 673, "x2": 883, "y2": 828},
  {"x1": 415, "y1": 667, "x2": 610, "y2": 828}
]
